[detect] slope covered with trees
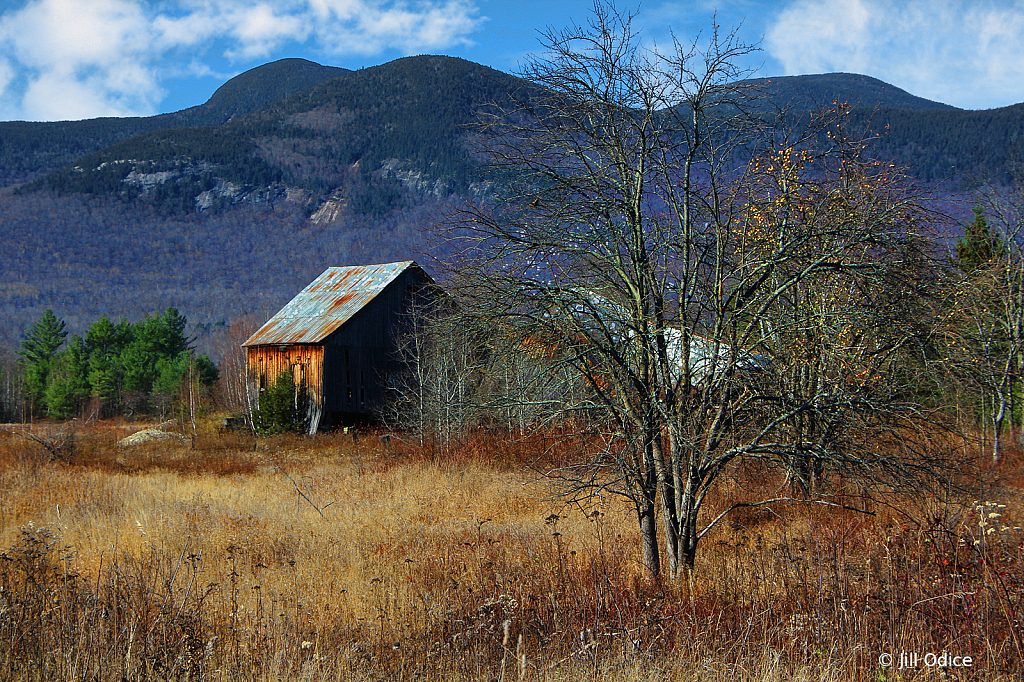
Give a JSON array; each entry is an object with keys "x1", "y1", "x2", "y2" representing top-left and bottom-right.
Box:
[
  {"x1": 0, "y1": 187, "x2": 436, "y2": 351},
  {"x1": 750, "y1": 72, "x2": 959, "y2": 112},
  {"x1": 1, "y1": 52, "x2": 1023, "y2": 376},
  {"x1": 0, "y1": 59, "x2": 347, "y2": 187}
]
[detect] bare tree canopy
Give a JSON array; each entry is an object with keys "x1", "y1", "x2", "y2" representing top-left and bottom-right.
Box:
[
  {"x1": 439, "y1": 1, "x2": 951, "y2": 579},
  {"x1": 944, "y1": 166, "x2": 1024, "y2": 463}
]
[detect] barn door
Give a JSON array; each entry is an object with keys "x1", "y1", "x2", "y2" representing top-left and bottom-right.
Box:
[{"x1": 291, "y1": 362, "x2": 306, "y2": 388}]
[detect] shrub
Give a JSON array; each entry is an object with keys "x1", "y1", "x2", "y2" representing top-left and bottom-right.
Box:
[{"x1": 252, "y1": 369, "x2": 308, "y2": 434}]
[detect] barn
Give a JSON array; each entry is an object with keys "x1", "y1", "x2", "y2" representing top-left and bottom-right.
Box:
[{"x1": 243, "y1": 261, "x2": 434, "y2": 433}]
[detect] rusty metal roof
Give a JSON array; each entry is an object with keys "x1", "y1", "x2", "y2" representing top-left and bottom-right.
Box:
[{"x1": 243, "y1": 261, "x2": 424, "y2": 346}]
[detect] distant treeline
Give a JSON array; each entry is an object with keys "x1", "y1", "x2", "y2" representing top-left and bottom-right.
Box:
[{"x1": 844, "y1": 104, "x2": 1024, "y2": 183}]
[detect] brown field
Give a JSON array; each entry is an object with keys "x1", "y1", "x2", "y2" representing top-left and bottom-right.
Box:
[{"x1": 0, "y1": 420, "x2": 1021, "y2": 681}]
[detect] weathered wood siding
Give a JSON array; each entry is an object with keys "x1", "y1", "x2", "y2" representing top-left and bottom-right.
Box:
[{"x1": 246, "y1": 344, "x2": 325, "y2": 431}]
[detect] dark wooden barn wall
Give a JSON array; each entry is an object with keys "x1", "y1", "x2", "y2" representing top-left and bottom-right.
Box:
[{"x1": 322, "y1": 267, "x2": 425, "y2": 415}]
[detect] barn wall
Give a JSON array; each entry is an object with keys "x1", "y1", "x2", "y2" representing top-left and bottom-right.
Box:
[
  {"x1": 246, "y1": 344, "x2": 325, "y2": 432},
  {"x1": 322, "y1": 268, "x2": 429, "y2": 415}
]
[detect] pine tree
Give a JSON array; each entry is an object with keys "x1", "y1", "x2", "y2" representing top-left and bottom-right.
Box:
[
  {"x1": 18, "y1": 309, "x2": 67, "y2": 365},
  {"x1": 44, "y1": 336, "x2": 91, "y2": 419},
  {"x1": 18, "y1": 309, "x2": 67, "y2": 414},
  {"x1": 956, "y1": 205, "x2": 1005, "y2": 273}
]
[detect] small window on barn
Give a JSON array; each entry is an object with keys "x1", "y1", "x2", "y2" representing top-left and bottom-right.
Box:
[{"x1": 259, "y1": 373, "x2": 266, "y2": 390}]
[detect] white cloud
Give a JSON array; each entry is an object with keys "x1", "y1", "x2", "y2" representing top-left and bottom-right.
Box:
[
  {"x1": 0, "y1": 58, "x2": 16, "y2": 120},
  {"x1": 302, "y1": 0, "x2": 484, "y2": 55},
  {"x1": 0, "y1": 0, "x2": 485, "y2": 121},
  {"x1": 0, "y1": 58, "x2": 14, "y2": 94},
  {"x1": 766, "y1": 0, "x2": 1024, "y2": 109},
  {"x1": 23, "y1": 71, "x2": 154, "y2": 121},
  {"x1": 225, "y1": 3, "x2": 311, "y2": 59},
  {"x1": 0, "y1": 0, "x2": 166, "y2": 119}
]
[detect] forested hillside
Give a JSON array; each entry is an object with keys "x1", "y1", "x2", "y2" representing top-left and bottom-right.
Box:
[
  {"x1": 847, "y1": 103, "x2": 1024, "y2": 183},
  {"x1": 751, "y1": 72, "x2": 959, "y2": 111},
  {"x1": 0, "y1": 187, "x2": 439, "y2": 351},
  {"x1": 20, "y1": 56, "x2": 529, "y2": 215},
  {"x1": 0, "y1": 58, "x2": 347, "y2": 187},
  {"x1": 2, "y1": 54, "x2": 1023, "y2": 358}
]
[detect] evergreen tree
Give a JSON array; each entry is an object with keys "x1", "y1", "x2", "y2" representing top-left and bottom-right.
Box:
[
  {"x1": 138, "y1": 308, "x2": 191, "y2": 359},
  {"x1": 18, "y1": 309, "x2": 67, "y2": 414},
  {"x1": 84, "y1": 316, "x2": 131, "y2": 412},
  {"x1": 121, "y1": 339, "x2": 156, "y2": 395},
  {"x1": 252, "y1": 370, "x2": 307, "y2": 434},
  {"x1": 956, "y1": 205, "x2": 1005, "y2": 273},
  {"x1": 123, "y1": 308, "x2": 193, "y2": 406},
  {"x1": 10, "y1": 307, "x2": 217, "y2": 421},
  {"x1": 18, "y1": 309, "x2": 67, "y2": 365},
  {"x1": 44, "y1": 336, "x2": 91, "y2": 419}
]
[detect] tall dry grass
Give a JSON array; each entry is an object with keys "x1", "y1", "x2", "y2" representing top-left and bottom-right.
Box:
[{"x1": 0, "y1": 420, "x2": 1021, "y2": 681}]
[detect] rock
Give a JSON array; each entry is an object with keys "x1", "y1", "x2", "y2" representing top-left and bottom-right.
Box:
[{"x1": 118, "y1": 429, "x2": 191, "y2": 447}]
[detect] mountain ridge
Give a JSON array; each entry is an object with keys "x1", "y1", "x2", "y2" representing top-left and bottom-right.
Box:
[
  {"x1": 0, "y1": 58, "x2": 350, "y2": 187},
  {"x1": 748, "y1": 72, "x2": 960, "y2": 112},
  {"x1": 1, "y1": 55, "x2": 1022, "y2": 351},
  {"x1": 18, "y1": 55, "x2": 534, "y2": 214},
  {"x1": 3, "y1": 57, "x2": 1020, "y2": 197}
]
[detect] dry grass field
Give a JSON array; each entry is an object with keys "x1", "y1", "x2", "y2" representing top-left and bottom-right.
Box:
[{"x1": 0, "y1": 419, "x2": 1021, "y2": 681}]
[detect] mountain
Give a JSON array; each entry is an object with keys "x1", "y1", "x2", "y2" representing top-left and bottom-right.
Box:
[
  {"x1": 173, "y1": 58, "x2": 350, "y2": 125},
  {"x1": 18, "y1": 55, "x2": 530, "y2": 214},
  {"x1": 747, "y1": 73, "x2": 1022, "y2": 183},
  {"x1": 0, "y1": 58, "x2": 348, "y2": 187},
  {"x1": 7, "y1": 62, "x2": 1020, "y2": 204},
  {"x1": 749, "y1": 73, "x2": 959, "y2": 112},
  {"x1": 1, "y1": 56, "x2": 1022, "y2": 353}
]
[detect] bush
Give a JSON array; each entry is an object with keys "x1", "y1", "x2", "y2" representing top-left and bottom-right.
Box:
[{"x1": 252, "y1": 369, "x2": 308, "y2": 434}]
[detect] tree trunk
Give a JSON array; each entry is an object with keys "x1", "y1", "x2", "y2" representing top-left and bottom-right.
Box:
[
  {"x1": 994, "y1": 380, "x2": 1007, "y2": 464},
  {"x1": 674, "y1": 470, "x2": 700, "y2": 570},
  {"x1": 651, "y1": 429, "x2": 679, "y2": 578},
  {"x1": 678, "y1": 504, "x2": 699, "y2": 569},
  {"x1": 638, "y1": 496, "x2": 660, "y2": 578}
]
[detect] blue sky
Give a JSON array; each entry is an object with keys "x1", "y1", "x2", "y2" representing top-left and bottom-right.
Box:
[{"x1": 1, "y1": 0, "x2": 1023, "y2": 121}]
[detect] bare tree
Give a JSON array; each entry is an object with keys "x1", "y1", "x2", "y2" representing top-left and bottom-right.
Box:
[
  {"x1": 0, "y1": 350, "x2": 27, "y2": 423},
  {"x1": 389, "y1": 292, "x2": 583, "y2": 450},
  {"x1": 951, "y1": 171, "x2": 1024, "y2": 462},
  {"x1": 213, "y1": 313, "x2": 263, "y2": 415},
  {"x1": 448, "y1": 1, "x2": 946, "y2": 578},
  {"x1": 388, "y1": 295, "x2": 488, "y2": 451}
]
